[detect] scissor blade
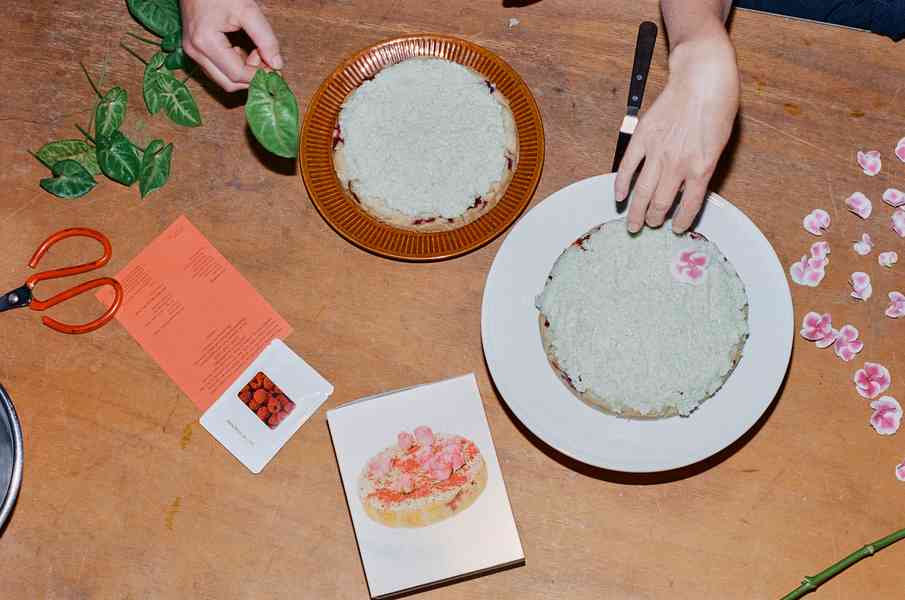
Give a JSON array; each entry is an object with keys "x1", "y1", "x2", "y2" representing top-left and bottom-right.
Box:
[{"x1": 0, "y1": 285, "x2": 32, "y2": 312}]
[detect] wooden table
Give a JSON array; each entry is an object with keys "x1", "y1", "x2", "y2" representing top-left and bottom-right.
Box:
[{"x1": 2, "y1": 1, "x2": 904, "y2": 597}]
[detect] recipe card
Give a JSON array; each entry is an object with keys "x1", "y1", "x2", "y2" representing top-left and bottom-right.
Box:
[
  {"x1": 96, "y1": 215, "x2": 292, "y2": 411},
  {"x1": 327, "y1": 374, "x2": 524, "y2": 598}
]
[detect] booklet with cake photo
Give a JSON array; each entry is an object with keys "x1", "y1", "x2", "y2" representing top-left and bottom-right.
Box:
[{"x1": 326, "y1": 373, "x2": 524, "y2": 598}]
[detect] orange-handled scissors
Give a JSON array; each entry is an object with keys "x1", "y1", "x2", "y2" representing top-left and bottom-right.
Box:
[{"x1": 0, "y1": 228, "x2": 124, "y2": 334}]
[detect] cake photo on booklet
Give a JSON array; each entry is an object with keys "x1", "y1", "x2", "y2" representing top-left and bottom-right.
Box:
[{"x1": 536, "y1": 220, "x2": 750, "y2": 419}]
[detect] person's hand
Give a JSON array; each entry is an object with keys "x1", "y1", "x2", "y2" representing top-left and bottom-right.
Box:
[
  {"x1": 614, "y1": 29, "x2": 739, "y2": 233},
  {"x1": 180, "y1": 0, "x2": 283, "y2": 92}
]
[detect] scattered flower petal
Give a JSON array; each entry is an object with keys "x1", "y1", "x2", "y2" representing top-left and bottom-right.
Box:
[
  {"x1": 887, "y1": 291, "x2": 905, "y2": 319},
  {"x1": 810, "y1": 241, "x2": 831, "y2": 260},
  {"x1": 508, "y1": 17, "x2": 520, "y2": 28},
  {"x1": 857, "y1": 150, "x2": 881, "y2": 176},
  {"x1": 879, "y1": 251, "x2": 898, "y2": 268},
  {"x1": 850, "y1": 272, "x2": 872, "y2": 301},
  {"x1": 845, "y1": 192, "x2": 872, "y2": 219},
  {"x1": 897, "y1": 459, "x2": 905, "y2": 482},
  {"x1": 869, "y1": 397, "x2": 902, "y2": 435},
  {"x1": 790, "y1": 254, "x2": 827, "y2": 287},
  {"x1": 883, "y1": 188, "x2": 905, "y2": 208},
  {"x1": 803, "y1": 209, "x2": 831, "y2": 235},
  {"x1": 854, "y1": 362, "x2": 891, "y2": 399},
  {"x1": 800, "y1": 311, "x2": 836, "y2": 345},
  {"x1": 853, "y1": 233, "x2": 874, "y2": 256},
  {"x1": 893, "y1": 209, "x2": 905, "y2": 237},
  {"x1": 671, "y1": 249, "x2": 709, "y2": 285},
  {"x1": 896, "y1": 137, "x2": 905, "y2": 164},
  {"x1": 834, "y1": 324, "x2": 864, "y2": 362}
]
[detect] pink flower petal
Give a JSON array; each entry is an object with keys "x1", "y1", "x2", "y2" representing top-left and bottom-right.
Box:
[
  {"x1": 883, "y1": 188, "x2": 905, "y2": 208},
  {"x1": 856, "y1": 150, "x2": 882, "y2": 176},
  {"x1": 845, "y1": 192, "x2": 872, "y2": 219},
  {"x1": 790, "y1": 254, "x2": 826, "y2": 287},
  {"x1": 886, "y1": 291, "x2": 905, "y2": 319},
  {"x1": 800, "y1": 311, "x2": 833, "y2": 341},
  {"x1": 892, "y1": 209, "x2": 905, "y2": 238},
  {"x1": 870, "y1": 396, "x2": 902, "y2": 435},
  {"x1": 850, "y1": 272, "x2": 872, "y2": 300},
  {"x1": 853, "y1": 233, "x2": 873, "y2": 256},
  {"x1": 816, "y1": 329, "x2": 839, "y2": 349},
  {"x1": 397, "y1": 431, "x2": 415, "y2": 451},
  {"x1": 838, "y1": 324, "x2": 859, "y2": 343},
  {"x1": 879, "y1": 251, "x2": 898, "y2": 268},
  {"x1": 414, "y1": 425, "x2": 434, "y2": 447},
  {"x1": 429, "y1": 457, "x2": 452, "y2": 481},
  {"x1": 897, "y1": 460, "x2": 905, "y2": 482},
  {"x1": 833, "y1": 325, "x2": 863, "y2": 362},
  {"x1": 896, "y1": 138, "x2": 905, "y2": 164},
  {"x1": 803, "y1": 209, "x2": 831, "y2": 235},
  {"x1": 671, "y1": 249, "x2": 710, "y2": 286},
  {"x1": 854, "y1": 362, "x2": 891, "y2": 399},
  {"x1": 810, "y1": 241, "x2": 831, "y2": 259}
]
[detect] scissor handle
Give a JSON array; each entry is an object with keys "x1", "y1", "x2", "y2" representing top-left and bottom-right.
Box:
[
  {"x1": 35, "y1": 277, "x2": 124, "y2": 335},
  {"x1": 25, "y1": 228, "x2": 113, "y2": 288}
]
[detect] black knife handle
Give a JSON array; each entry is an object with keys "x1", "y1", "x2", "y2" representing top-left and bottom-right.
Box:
[{"x1": 626, "y1": 21, "x2": 658, "y2": 116}]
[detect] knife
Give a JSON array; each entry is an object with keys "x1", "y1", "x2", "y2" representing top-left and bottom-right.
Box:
[{"x1": 612, "y1": 21, "x2": 658, "y2": 174}]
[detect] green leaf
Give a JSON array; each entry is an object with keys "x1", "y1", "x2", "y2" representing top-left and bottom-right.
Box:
[
  {"x1": 138, "y1": 139, "x2": 173, "y2": 198},
  {"x1": 164, "y1": 47, "x2": 191, "y2": 71},
  {"x1": 143, "y1": 52, "x2": 167, "y2": 114},
  {"x1": 245, "y1": 70, "x2": 299, "y2": 158},
  {"x1": 39, "y1": 159, "x2": 97, "y2": 199},
  {"x1": 95, "y1": 87, "x2": 128, "y2": 139},
  {"x1": 126, "y1": 0, "x2": 181, "y2": 38},
  {"x1": 35, "y1": 140, "x2": 100, "y2": 176},
  {"x1": 161, "y1": 31, "x2": 180, "y2": 53},
  {"x1": 96, "y1": 130, "x2": 142, "y2": 185},
  {"x1": 157, "y1": 73, "x2": 202, "y2": 127}
]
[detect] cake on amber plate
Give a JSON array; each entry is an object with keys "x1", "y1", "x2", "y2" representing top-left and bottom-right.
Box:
[
  {"x1": 536, "y1": 221, "x2": 750, "y2": 419},
  {"x1": 333, "y1": 57, "x2": 518, "y2": 231},
  {"x1": 358, "y1": 426, "x2": 487, "y2": 528}
]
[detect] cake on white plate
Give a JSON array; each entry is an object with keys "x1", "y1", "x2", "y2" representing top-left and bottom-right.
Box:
[
  {"x1": 333, "y1": 58, "x2": 518, "y2": 231},
  {"x1": 536, "y1": 221, "x2": 749, "y2": 419}
]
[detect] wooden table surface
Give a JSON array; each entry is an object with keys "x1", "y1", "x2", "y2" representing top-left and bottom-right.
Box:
[{"x1": 2, "y1": 1, "x2": 904, "y2": 598}]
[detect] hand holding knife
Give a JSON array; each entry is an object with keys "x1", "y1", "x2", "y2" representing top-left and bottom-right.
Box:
[{"x1": 612, "y1": 21, "x2": 658, "y2": 174}]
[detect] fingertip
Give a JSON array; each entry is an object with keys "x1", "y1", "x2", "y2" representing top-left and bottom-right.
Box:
[{"x1": 270, "y1": 53, "x2": 285, "y2": 70}]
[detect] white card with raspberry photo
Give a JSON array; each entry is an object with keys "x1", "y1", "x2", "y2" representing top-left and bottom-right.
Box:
[
  {"x1": 201, "y1": 339, "x2": 333, "y2": 473},
  {"x1": 327, "y1": 373, "x2": 524, "y2": 598}
]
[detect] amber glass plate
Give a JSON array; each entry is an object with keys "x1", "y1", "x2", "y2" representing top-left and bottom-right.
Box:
[{"x1": 299, "y1": 34, "x2": 545, "y2": 261}]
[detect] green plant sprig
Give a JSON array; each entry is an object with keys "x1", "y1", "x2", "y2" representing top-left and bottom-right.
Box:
[{"x1": 781, "y1": 527, "x2": 905, "y2": 599}]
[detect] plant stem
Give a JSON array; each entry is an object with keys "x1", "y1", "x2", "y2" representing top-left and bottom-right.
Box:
[
  {"x1": 126, "y1": 31, "x2": 161, "y2": 46},
  {"x1": 79, "y1": 61, "x2": 103, "y2": 98},
  {"x1": 75, "y1": 124, "x2": 96, "y2": 145},
  {"x1": 120, "y1": 43, "x2": 148, "y2": 65},
  {"x1": 781, "y1": 527, "x2": 905, "y2": 599},
  {"x1": 28, "y1": 149, "x2": 53, "y2": 170},
  {"x1": 131, "y1": 141, "x2": 146, "y2": 153}
]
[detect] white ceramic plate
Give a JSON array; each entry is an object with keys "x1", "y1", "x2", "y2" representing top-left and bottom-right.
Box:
[{"x1": 481, "y1": 174, "x2": 792, "y2": 472}]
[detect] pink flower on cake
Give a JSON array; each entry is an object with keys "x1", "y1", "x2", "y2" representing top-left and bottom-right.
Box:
[
  {"x1": 853, "y1": 233, "x2": 874, "y2": 256},
  {"x1": 802, "y1": 209, "x2": 831, "y2": 235},
  {"x1": 671, "y1": 249, "x2": 709, "y2": 285},
  {"x1": 845, "y1": 192, "x2": 872, "y2": 219},
  {"x1": 879, "y1": 251, "x2": 898, "y2": 268},
  {"x1": 849, "y1": 272, "x2": 872, "y2": 301},
  {"x1": 886, "y1": 291, "x2": 905, "y2": 319},
  {"x1": 414, "y1": 425, "x2": 434, "y2": 447},
  {"x1": 869, "y1": 397, "x2": 902, "y2": 435},
  {"x1": 892, "y1": 209, "x2": 905, "y2": 237},
  {"x1": 397, "y1": 431, "x2": 415, "y2": 451},
  {"x1": 800, "y1": 312, "x2": 837, "y2": 347},
  {"x1": 854, "y1": 362, "x2": 891, "y2": 400},
  {"x1": 856, "y1": 150, "x2": 881, "y2": 176},
  {"x1": 883, "y1": 188, "x2": 905, "y2": 208},
  {"x1": 833, "y1": 325, "x2": 864, "y2": 362}
]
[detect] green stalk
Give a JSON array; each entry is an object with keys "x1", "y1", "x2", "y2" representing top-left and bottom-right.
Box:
[
  {"x1": 126, "y1": 31, "x2": 161, "y2": 46},
  {"x1": 781, "y1": 527, "x2": 905, "y2": 599},
  {"x1": 28, "y1": 149, "x2": 53, "y2": 170},
  {"x1": 75, "y1": 124, "x2": 96, "y2": 145},
  {"x1": 79, "y1": 61, "x2": 104, "y2": 98},
  {"x1": 120, "y1": 43, "x2": 148, "y2": 65}
]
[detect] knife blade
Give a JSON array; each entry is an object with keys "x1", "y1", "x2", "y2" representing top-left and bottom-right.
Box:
[{"x1": 612, "y1": 21, "x2": 658, "y2": 174}]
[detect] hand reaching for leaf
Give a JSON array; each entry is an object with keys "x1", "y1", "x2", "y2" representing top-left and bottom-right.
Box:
[
  {"x1": 614, "y1": 1, "x2": 738, "y2": 234},
  {"x1": 180, "y1": 0, "x2": 283, "y2": 92}
]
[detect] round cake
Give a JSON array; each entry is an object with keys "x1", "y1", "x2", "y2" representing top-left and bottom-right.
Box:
[
  {"x1": 333, "y1": 57, "x2": 518, "y2": 232},
  {"x1": 358, "y1": 426, "x2": 487, "y2": 528},
  {"x1": 535, "y1": 221, "x2": 749, "y2": 418}
]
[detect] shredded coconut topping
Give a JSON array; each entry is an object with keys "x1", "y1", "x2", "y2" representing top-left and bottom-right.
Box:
[{"x1": 337, "y1": 58, "x2": 511, "y2": 219}]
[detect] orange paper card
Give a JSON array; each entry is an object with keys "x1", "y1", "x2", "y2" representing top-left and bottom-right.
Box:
[{"x1": 97, "y1": 215, "x2": 292, "y2": 411}]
